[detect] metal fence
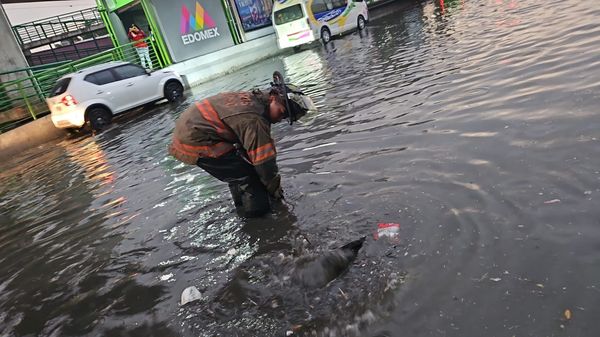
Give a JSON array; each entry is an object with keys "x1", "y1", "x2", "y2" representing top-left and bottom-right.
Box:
[
  {"x1": 0, "y1": 37, "x2": 166, "y2": 133},
  {"x1": 11, "y1": 7, "x2": 104, "y2": 48}
]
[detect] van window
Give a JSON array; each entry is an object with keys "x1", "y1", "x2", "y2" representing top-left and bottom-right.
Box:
[
  {"x1": 84, "y1": 70, "x2": 117, "y2": 86},
  {"x1": 274, "y1": 4, "x2": 304, "y2": 25},
  {"x1": 331, "y1": 0, "x2": 347, "y2": 8},
  {"x1": 311, "y1": 0, "x2": 329, "y2": 14},
  {"x1": 49, "y1": 78, "x2": 71, "y2": 97}
]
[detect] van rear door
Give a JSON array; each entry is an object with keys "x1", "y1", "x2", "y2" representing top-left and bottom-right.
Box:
[{"x1": 273, "y1": 3, "x2": 314, "y2": 48}]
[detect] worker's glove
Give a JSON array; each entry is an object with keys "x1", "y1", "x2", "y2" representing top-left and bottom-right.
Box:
[
  {"x1": 271, "y1": 186, "x2": 284, "y2": 200},
  {"x1": 266, "y1": 175, "x2": 284, "y2": 200}
]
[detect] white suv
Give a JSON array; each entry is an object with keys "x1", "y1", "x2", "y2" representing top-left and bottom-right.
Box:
[{"x1": 47, "y1": 61, "x2": 184, "y2": 131}]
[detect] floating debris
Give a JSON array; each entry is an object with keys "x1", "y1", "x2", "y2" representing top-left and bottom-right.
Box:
[
  {"x1": 160, "y1": 273, "x2": 174, "y2": 282},
  {"x1": 180, "y1": 286, "x2": 203, "y2": 306},
  {"x1": 374, "y1": 223, "x2": 400, "y2": 242},
  {"x1": 339, "y1": 287, "x2": 349, "y2": 300}
]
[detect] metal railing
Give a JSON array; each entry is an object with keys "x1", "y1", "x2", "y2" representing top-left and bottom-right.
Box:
[
  {"x1": 11, "y1": 7, "x2": 104, "y2": 48},
  {"x1": 0, "y1": 37, "x2": 167, "y2": 133},
  {"x1": 28, "y1": 43, "x2": 114, "y2": 66}
]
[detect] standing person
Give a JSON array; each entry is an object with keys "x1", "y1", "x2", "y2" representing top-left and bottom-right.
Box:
[
  {"x1": 169, "y1": 72, "x2": 316, "y2": 217},
  {"x1": 128, "y1": 24, "x2": 152, "y2": 69}
]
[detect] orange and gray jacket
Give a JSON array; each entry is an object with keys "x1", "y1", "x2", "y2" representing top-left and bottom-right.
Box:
[{"x1": 169, "y1": 91, "x2": 280, "y2": 190}]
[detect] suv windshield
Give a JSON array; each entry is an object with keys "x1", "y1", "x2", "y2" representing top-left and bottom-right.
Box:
[
  {"x1": 49, "y1": 78, "x2": 71, "y2": 97},
  {"x1": 274, "y1": 4, "x2": 304, "y2": 25}
]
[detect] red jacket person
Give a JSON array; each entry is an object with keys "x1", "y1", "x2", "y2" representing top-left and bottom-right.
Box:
[{"x1": 169, "y1": 72, "x2": 316, "y2": 217}]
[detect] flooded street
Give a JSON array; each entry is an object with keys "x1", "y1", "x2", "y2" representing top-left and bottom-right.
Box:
[{"x1": 2, "y1": 0, "x2": 600, "y2": 336}]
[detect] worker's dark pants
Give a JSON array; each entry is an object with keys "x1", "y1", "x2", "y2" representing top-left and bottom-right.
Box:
[{"x1": 197, "y1": 152, "x2": 270, "y2": 217}]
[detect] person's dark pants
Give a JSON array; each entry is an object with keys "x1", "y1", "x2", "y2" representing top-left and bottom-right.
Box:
[{"x1": 197, "y1": 152, "x2": 270, "y2": 217}]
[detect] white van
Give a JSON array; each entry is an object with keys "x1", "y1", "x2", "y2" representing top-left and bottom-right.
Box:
[{"x1": 272, "y1": 0, "x2": 369, "y2": 49}]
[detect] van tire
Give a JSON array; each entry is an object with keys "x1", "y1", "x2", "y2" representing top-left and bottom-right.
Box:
[
  {"x1": 164, "y1": 80, "x2": 184, "y2": 102},
  {"x1": 358, "y1": 15, "x2": 366, "y2": 30},
  {"x1": 321, "y1": 27, "x2": 331, "y2": 44},
  {"x1": 86, "y1": 106, "x2": 112, "y2": 132}
]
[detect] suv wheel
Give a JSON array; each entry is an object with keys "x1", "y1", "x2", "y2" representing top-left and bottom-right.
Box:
[
  {"x1": 165, "y1": 80, "x2": 184, "y2": 102},
  {"x1": 87, "y1": 107, "x2": 112, "y2": 132}
]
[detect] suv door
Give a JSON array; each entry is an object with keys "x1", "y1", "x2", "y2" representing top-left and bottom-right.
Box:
[
  {"x1": 112, "y1": 64, "x2": 157, "y2": 107},
  {"x1": 84, "y1": 69, "x2": 131, "y2": 113}
]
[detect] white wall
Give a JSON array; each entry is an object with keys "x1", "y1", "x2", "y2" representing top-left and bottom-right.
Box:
[{"x1": 0, "y1": 4, "x2": 28, "y2": 76}]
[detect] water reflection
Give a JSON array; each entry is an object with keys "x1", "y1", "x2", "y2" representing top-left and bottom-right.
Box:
[
  {"x1": 0, "y1": 137, "x2": 179, "y2": 336},
  {"x1": 439, "y1": 0, "x2": 465, "y2": 15}
]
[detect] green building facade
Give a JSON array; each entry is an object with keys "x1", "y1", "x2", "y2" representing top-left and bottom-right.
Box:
[{"x1": 96, "y1": 0, "x2": 393, "y2": 67}]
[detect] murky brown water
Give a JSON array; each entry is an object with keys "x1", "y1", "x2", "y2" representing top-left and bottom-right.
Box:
[{"x1": 2, "y1": 0, "x2": 600, "y2": 336}]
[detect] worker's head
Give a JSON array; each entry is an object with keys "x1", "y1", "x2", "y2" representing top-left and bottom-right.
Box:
[
  {"x1": 269, "y1": 71, "x2": 317, "y2": 125},
  {"x1": 268, "y1": 90, "x2": 287, "y2": 123}
]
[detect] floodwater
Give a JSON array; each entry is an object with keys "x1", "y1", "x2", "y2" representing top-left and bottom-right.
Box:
[{"x1": 2, "y1": 0, "x2": 600, "y2": 336}]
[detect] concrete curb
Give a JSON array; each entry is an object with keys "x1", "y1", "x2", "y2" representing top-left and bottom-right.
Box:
[{"x1": 0, "y1": 115, "x2": 68, "y2": 161}]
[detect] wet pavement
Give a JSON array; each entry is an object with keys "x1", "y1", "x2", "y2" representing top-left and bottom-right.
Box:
[{"x1": 2, "y1": 0, "x2": 600, "y2": 336}]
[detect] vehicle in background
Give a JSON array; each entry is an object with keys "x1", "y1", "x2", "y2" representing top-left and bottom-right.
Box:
[
  {"x1": 272, "y1": 0, "x2": 369, "y2": 50},
  {"x1": 46, "y1": 61, "x2": 184, "y2": 131}
]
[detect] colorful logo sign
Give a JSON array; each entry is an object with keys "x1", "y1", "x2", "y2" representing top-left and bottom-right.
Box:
[{"x1": 180, "y1": 2, "x2": 220, "y2": 45}]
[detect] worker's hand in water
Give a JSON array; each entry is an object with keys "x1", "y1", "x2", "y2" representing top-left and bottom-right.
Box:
[
  {"x1": 271, "y1": 186, "x2": 284, "y2": 200},
  {"x1": 266, "y1": 175, "x2": 284, "y2": 200}
]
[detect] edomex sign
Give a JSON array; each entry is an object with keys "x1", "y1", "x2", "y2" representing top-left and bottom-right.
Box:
[{"x1": 151, "y1": 0, "x2": 234, "y2": 62}]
